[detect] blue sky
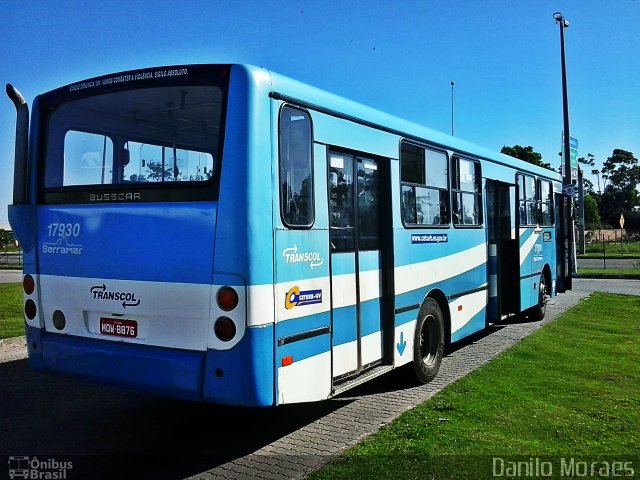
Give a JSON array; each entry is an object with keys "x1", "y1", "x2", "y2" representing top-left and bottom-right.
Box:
[{"x1": 2, "y1": 0, "x2": 639, "y2": 227}]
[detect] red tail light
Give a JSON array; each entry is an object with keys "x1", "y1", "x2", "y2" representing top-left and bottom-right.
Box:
[
  {"x1": 217, "y1": 286, "x2": 239, "y2": 311},
  {"x1": 23, "y1": 275, "x2": 35, "y2": 295}
]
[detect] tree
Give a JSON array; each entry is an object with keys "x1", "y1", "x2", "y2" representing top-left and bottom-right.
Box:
[
  {"x1": 0, "y1": 229, "x2": 13, "y2": 256},
  {"x1": 145, "y1": 161, "x2": 173, "y2": 182},
  {"x1": 598, "y1": 149, "x2": 640, "y2": 227},
  {"x1": 583, "y1": 194, "x2": 601, "y2": 230},
  {"x1": 578, "y1": 154, "x2": 596, "y2": 195},
  {"x1": 501, "y1": 145, "x2": 554, "y2": 171}
]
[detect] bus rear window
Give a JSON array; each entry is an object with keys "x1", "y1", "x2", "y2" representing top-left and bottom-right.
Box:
[{"x1": 44, "y1": 85, "x2": 223, "y2": 189}]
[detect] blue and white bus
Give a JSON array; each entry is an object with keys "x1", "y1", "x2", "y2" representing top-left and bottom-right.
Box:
[{"x1": 7, "y1": 64, "x2": 572, "y2": 406}]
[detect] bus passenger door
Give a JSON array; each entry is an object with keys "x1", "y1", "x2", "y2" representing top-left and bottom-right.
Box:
[
  {"x1": 555, "y1": 193, "x2": 572, "y2": 293},
  {"x1": 486, "y1": 181, "x2": 520, "y2": 318},
  {"x1": 328, "y1": 150, "x2": 386, "y2": 381}
]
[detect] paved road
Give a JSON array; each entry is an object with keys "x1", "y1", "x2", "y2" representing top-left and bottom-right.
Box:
[
  {"x1": 578, "y1": 258, "x2": 640, "y2": 269},
  {"x1": 0, "y1": 279, "x2": 638, "y2": 480},
  {"x1": 0, "y1": 270, "x2": 21, "y2": 284}
]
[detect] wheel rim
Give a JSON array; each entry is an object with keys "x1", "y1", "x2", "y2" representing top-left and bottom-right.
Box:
[
  {"x1": 539, "y1": 277, "x2": 547, "y2": 313},
  {"x1": 419, "y1": 314, "x2": 439, "y2": 367}
]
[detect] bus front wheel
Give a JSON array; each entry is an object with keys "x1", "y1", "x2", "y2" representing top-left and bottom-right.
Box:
[{"x1": 413, "y1": 298, "x2": 445, "y2": 384}]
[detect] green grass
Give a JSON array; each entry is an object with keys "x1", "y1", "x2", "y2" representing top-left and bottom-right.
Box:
[
  {"x1": 585, "y1": 241, "x2": 640, "y2": 256},
  {"x1": 0, "y1": 283, "x2": 24, "y2": 339},
  {"x1": 310, "y1": 293, "x2": 640, "y2": 480},
  {"x1": 577, "y1": 268, "x2": 640, "y2": 278}
]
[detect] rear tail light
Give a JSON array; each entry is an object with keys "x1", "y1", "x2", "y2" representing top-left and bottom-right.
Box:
[
  {"x1": 25, "y1": 299, "x2": 37, "y2": 320},
  {"x1": 214, "y1": 316, "x2": 236, "y2": 342},
  {"x1": 23, "y1": 274, "x2": 35, "y2": 295},
  {"x1": 217, "y1": 286, "x2": 239, "y2": 311}
]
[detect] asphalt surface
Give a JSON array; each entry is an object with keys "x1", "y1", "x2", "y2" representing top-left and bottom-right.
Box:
[
  {"x1": 0, "y1": 270, "x2": 21, "y2": 284},
  {"x1": 0, "y1": 278, "x2": 638, "y2": 480}
]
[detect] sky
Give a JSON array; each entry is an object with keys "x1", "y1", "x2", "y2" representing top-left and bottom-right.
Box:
[{"x1": 2, "y1": 0, "x2": 639, "y2": 227}]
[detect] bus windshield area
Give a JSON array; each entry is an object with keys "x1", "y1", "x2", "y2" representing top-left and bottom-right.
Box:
[{"x1": 44, "y1": 85, "x2": 224, "y2": 188}]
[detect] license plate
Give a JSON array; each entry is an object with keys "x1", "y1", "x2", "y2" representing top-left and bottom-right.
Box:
[{"x1": 100, "y1": 318, "x2": 138, "y2": 338}]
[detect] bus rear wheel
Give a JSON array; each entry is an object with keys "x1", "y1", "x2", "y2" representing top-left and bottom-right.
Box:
[
  {"x1": 413, "y1": 298, "x2": 445, "y2": 384},
  {"x1": 531, "y1": 273, "x2": 547, "y2": 321}
]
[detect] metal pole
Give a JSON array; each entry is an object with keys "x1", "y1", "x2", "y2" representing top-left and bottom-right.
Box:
[
  {"x1": 554, "y1": 12, "x2": 573, "y2": 285},
  {"x1": 450, "y1": 81, "x2": 455, "y2": 136}
]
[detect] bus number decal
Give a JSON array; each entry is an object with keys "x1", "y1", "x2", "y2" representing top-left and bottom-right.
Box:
[
  {"x1": 42, "y1": 223, "x2": 84, "y2": 255},
  {"x1": 47, "y1": 223, "x2": 81, "y2": 238},
  {"x1": 533, "y1": 244, "x2": 543, "y2": 262}
]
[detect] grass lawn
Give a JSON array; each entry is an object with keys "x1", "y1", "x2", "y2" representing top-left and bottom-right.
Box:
[
  {"x1": 310, "y1": 293, "x2": 640, "y2": 480},
  {"x1": 584, "y1": 241, "x2": 640, "y2": 257},
  {"x1": 577, "y1": 268, "x2": 640, "y2": 278},
  {"x1": 0, "y1": 283, "x2": 24, "y2": 339}
]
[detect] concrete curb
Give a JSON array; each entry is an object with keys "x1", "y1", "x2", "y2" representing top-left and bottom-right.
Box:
[
  {"x1": 0, "y1": 335, "x2": 27, "y2": 363},
  {"x1": 0, "y1": 335, "x2": 26, "y2": 349}
]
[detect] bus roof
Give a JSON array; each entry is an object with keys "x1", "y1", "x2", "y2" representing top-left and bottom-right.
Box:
[{"x1": 262, "y1": 65, "x2": 561, "y2": 182}]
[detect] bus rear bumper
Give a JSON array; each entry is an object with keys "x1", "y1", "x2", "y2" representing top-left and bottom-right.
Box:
[
  {"x1": 25, "y1": 324, "x2": 275, "y2": 406},
  {"x1": 38, "y1": 330, "x2": 205, "y2": 401}
]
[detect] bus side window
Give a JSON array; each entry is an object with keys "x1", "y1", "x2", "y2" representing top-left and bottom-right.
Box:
[
  {"x1": 452, "y1": 157, "x2": 482, "y2": 226},
  {"x1": 539, "y1": 180, "x2": 554, "y2": 226},
  {"x1": 517, "y1": 173, "x2": 537, "y2": 226},
  {"x1": 279, "y1": 106, "x2": 314, "y2": 228},
  {"x1": 400, "y1": 141, "x2": 449, "y2": 227}
]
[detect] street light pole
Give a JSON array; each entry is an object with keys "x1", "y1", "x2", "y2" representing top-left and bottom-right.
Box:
[
  {"x1": 554, "y1": 12, "x2": 572, "y2": 188},
  {"x1": 450, "y1": 81, "x2": 455, "y2": 136},
  {"x1": 554, "y1": 11, "x2": 574, "y2": 287}
]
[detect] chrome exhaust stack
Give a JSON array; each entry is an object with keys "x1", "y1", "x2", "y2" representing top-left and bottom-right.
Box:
[{"x1": 6, "y1": 83, "x2": 29, "y2": 204}]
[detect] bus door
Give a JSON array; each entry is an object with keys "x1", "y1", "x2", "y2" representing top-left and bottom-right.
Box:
[
  {"x1": 486, "y1": 180, "x2": 520, "y2": 318},
  {"x1": 555, "y1": 193, "x2": 572, "y2": 292},
  {"x1": 328, "y1": 150, "x2": 389, "y2": 381}
]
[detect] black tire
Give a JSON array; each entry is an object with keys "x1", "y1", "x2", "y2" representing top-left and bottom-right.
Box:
[
  {"x1": 413, "y1": 297, "x2": 445, "y2": 384},
  {"x1": 531, "y1": 273, "x2": 547, "y2": 321}
]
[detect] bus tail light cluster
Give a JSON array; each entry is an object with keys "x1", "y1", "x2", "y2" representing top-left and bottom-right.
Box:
[
  {"x1": 214, "y1": 286, "x2": 239, "y2": 342},
  {"x1": 23, "y1": 274, "x2": 37, "y2": 320}
]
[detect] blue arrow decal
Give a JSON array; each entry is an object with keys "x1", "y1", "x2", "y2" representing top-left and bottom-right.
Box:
[{"x1": 396, "y1": 331, "x2": 406, "y2": 356}]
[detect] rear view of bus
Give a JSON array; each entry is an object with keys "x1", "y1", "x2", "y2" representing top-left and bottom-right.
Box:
[{"x1": 8, "y1": 65, "x2": 272, "y2": 405}]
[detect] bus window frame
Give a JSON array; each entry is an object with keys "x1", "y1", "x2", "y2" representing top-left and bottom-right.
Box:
[
  {"x1": 37, "y1": 65, "x2": 230, "y2": 204},
  {"x1": 399, "y1": 139, "x2": 450, "y2": 229},
  {"x1": 517, "y1": 172, "x2": 538, "y2": 227},
  {"x1": 278, "y1": 104, "x2": 315, "y2": 230},
  {"x1": 537, "y1": 179, "x2": 555, "y2": 227},
  {"x1": 451, "y1": 155, "x2": 483, "y2": 229}
]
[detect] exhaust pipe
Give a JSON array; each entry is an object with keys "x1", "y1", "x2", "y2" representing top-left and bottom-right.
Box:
[{"x1": 6, "y1": 83, "x2": 29, "y2": 205}]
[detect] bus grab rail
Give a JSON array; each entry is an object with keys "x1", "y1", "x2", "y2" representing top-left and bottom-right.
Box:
[{"x1": 6, "y1": 84, "x2": 29, "y2": 205}]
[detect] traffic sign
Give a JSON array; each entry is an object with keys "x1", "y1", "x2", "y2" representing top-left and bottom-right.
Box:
[
  {"x1": 563, "y1": 185, "x2": 577, "y2": 197},
  {"x1": 560, "y1": 134, "x2": 579, "y2": 182},
  {"x1": 620, "y1": 213, "x2": 625, "y2": 229}
]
